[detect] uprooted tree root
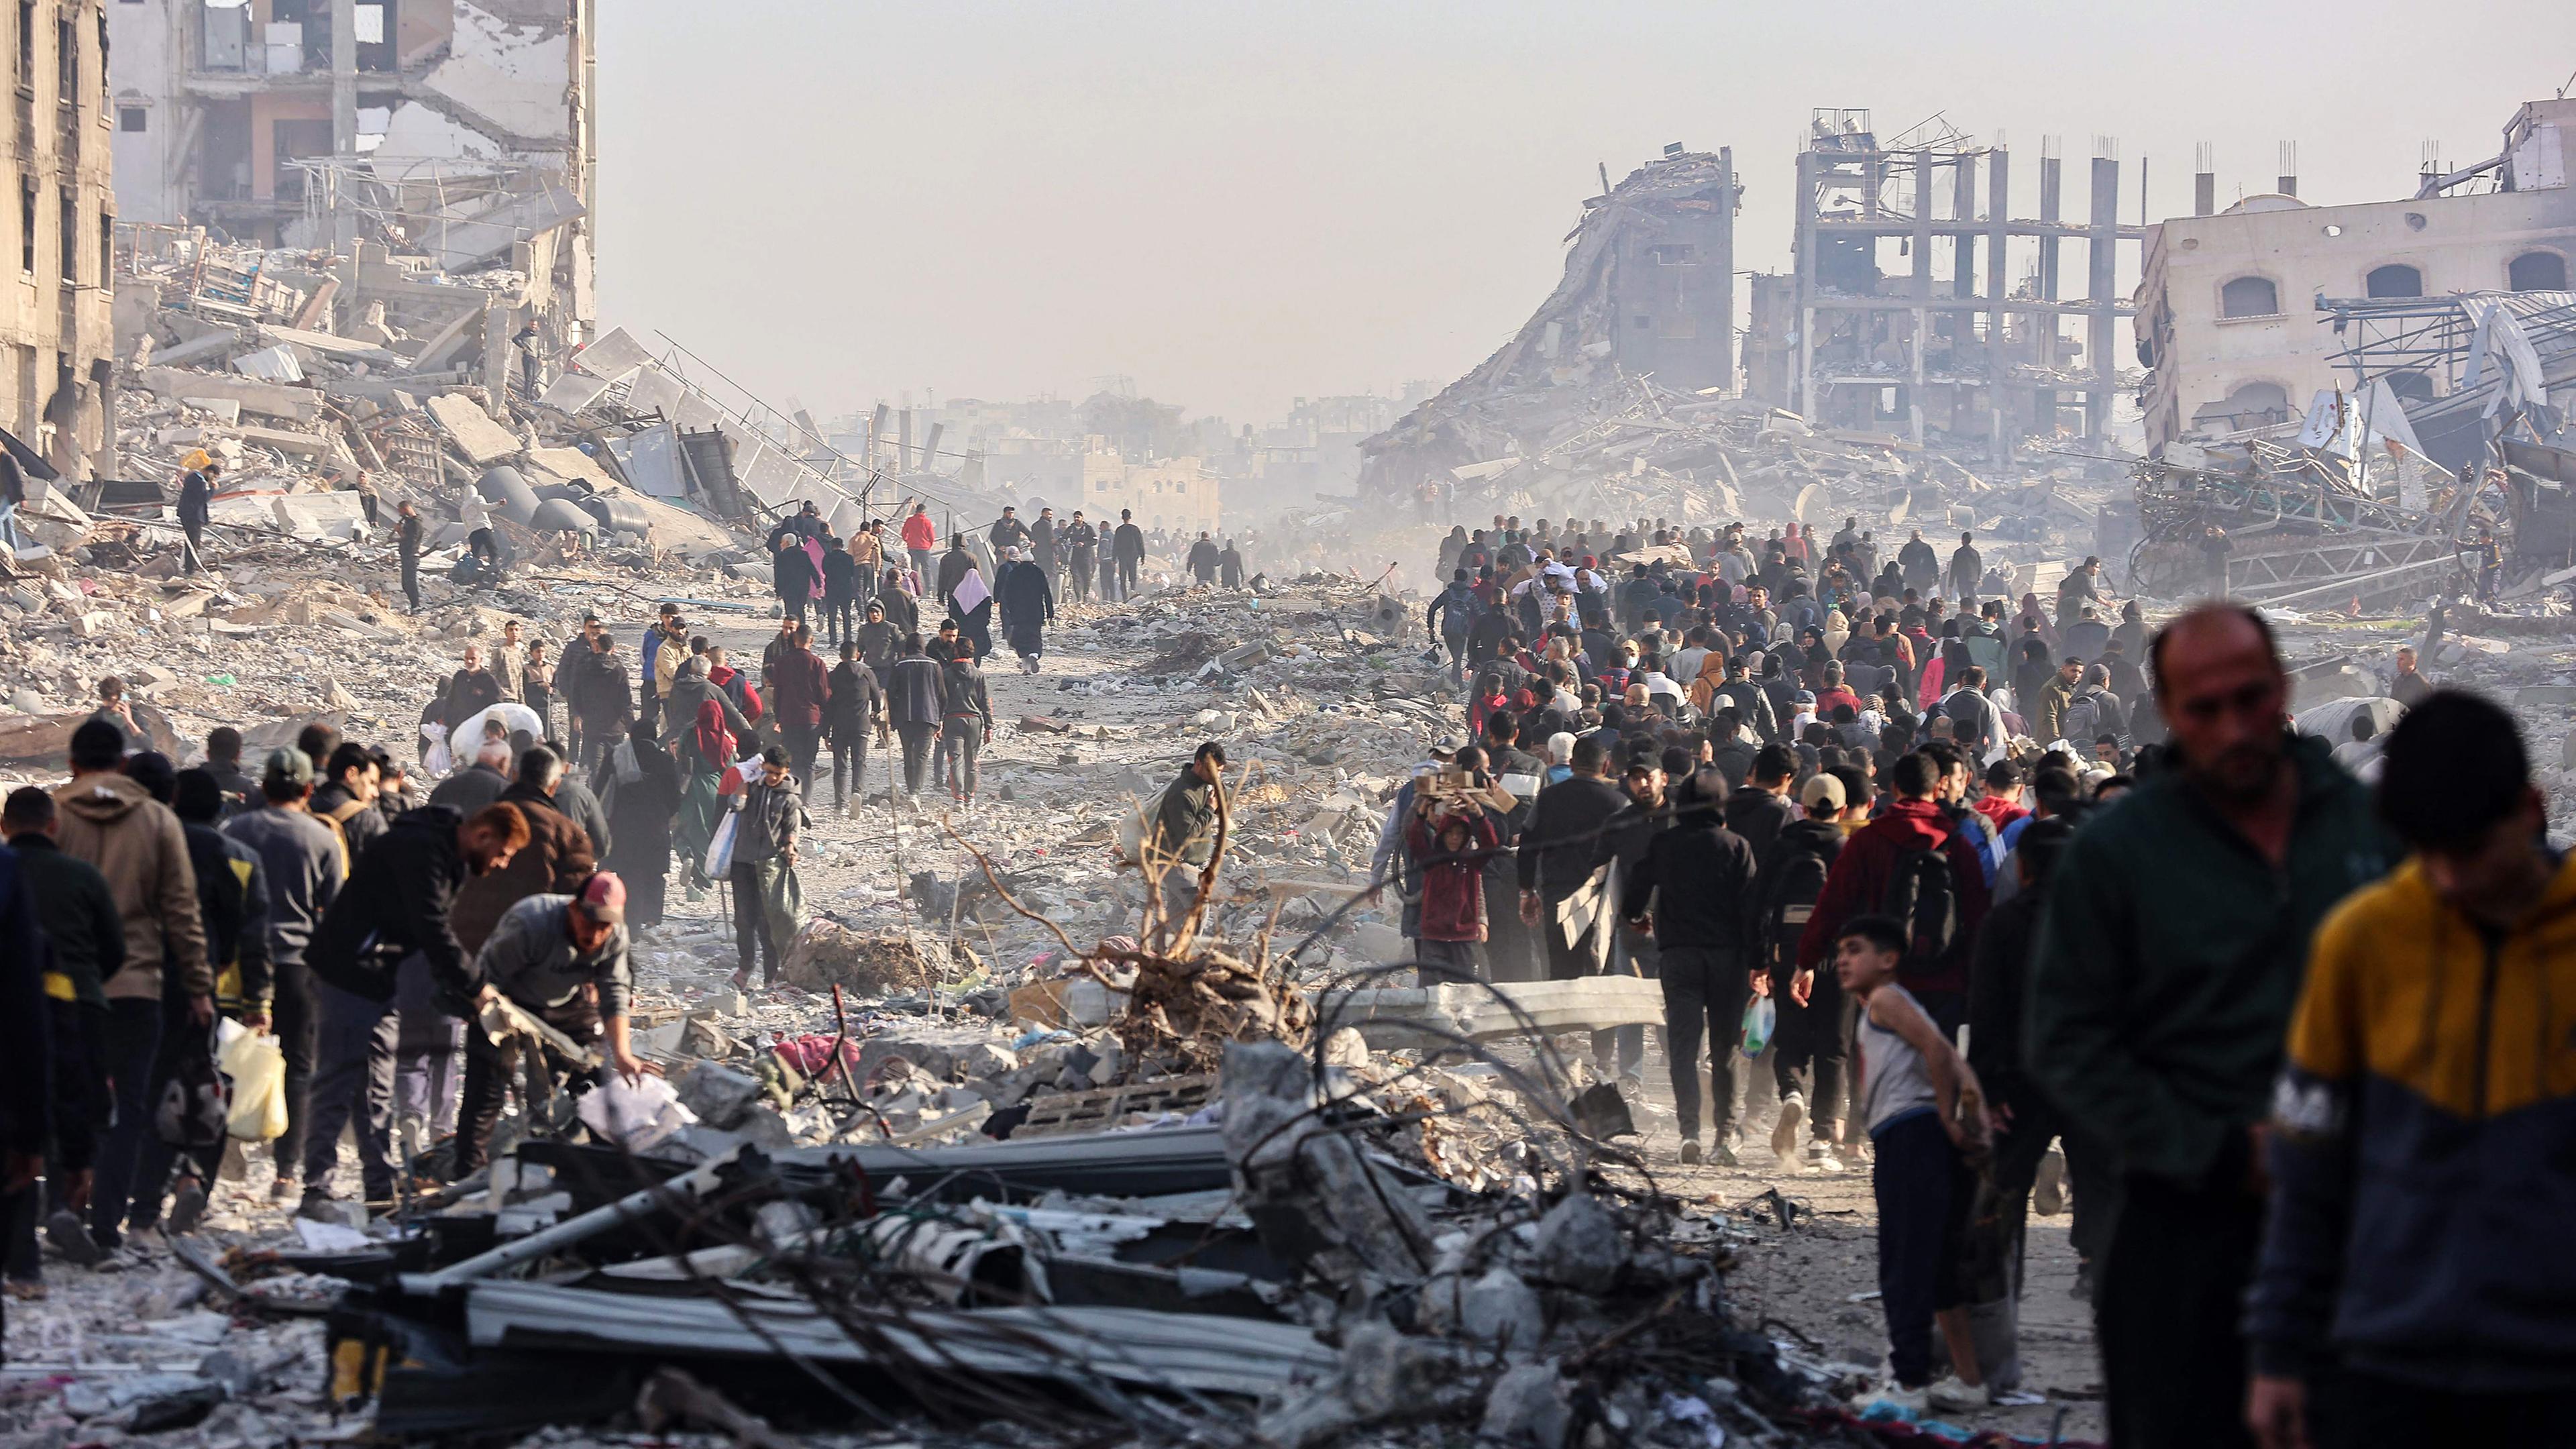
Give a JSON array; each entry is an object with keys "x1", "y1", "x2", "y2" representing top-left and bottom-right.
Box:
[{"x1": 943, "y1": 767, "x2": 1316, "y2": 1074}]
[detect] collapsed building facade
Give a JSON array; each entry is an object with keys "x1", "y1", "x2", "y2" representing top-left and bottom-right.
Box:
[
  {"x1": 107, "y1": 0, "x2": 597, "y2": 386},
  {"x1": 0, "y1": 0, "x2": 120, "y2": 479},
  {"x1": 2134, "y1": 99, "x2": 2574, "y2": 452},
  {"x1": 1746, "y1": 110, "x2": 2145, "y2": 452},
  {"x1": 1357, "y1": 146, "x2": 1741, "y2": 517}
]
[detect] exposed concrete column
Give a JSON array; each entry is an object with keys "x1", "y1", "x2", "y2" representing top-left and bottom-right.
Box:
[
  {"x1": 1986, "y1": 148, "x2": 2011, "y2": 466},
  {"x1": 1715, "y1": 146, "x2": 1736, "y2": 394},
  {"x1": 2086, "y1": 155, "x2": 2120, "y2": 442},
  {"x1": 1910, "y1": 150, "x2": 1932, "y2": 433},
  {"x1": 329, "y1": 0, "x2": 357, "y2": 149},
  {"x1": 1792, "y1": 149, "x2": 1817, "y2": 418},
  {"x1": 1949, "y1": 153, "x2": 1976, "y2": 437},
  {"x1": 2036, "y1": 151, "x2": 2063, "y2": 430}
]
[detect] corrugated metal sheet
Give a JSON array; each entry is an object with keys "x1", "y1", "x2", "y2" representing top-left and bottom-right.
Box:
[{"x1": 462, "y1": 1281, "x2": 1334, "y2": 1396}]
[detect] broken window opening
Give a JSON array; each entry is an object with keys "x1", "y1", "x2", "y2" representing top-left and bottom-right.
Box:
[
  {"x1": 56, "y1": 16, "x2": 71, "y2": 108},
  {"x1": 117, "y1": 104, "x2": 142, "y2": 131},
  {"x1": 58, "y1": 187, "x2": 74, "y2": 283},
  {"x1": 15, "y1": 2, "x2": 31, "y2": 91},
  {"x1": 2508, "y1": 250, "x2": 2567, "y2": 292},
  {"x1": 2364, "y1": 264, "x2": 2422, "y2": 299},
  {"x1": 18, "y1": 180, "x2": 31, "y2": 274},
  {"x1": 2219, "y1": 275, "x2": 2279, "y2": 319}
]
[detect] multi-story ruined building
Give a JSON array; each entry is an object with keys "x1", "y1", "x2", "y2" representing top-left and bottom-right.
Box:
[
  {"x1": 107, "y1": 0, "x2": 594, "y2": 358},
  {"x1": 0, "y1": 1, "x2": 118, "y2": 478},
  {"x1": 2134, "y1": 100, "x2": 2576, "y2": 453}
]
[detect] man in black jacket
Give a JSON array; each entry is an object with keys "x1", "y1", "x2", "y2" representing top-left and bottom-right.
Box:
[
  {"x1": 1112, "y1": 510, "x2": 1145, "y2": 600},
  {"x1": 824, "y1": 642, "x2": 886, "y2": 814},
  {"x1": 0, "y1": 835, "x2": 50, "y2": 1349},
  {"x1": 1517, "y1": 736, "x2": 1631, "y2": 988},
  {"x1": 1725, "y1": 745, "x2": 1798, "y2": 865},
  {"x1": 303, "y1": 802, "x2": 527, "y2": 1205},
  {"x1": 1764, "y1": 773, "x2": 1851, "y2": 1168},
  {"x1": 1594, "y1": 755, "x2": 1673, "y2": 1082},
  {"x1": 772, "y1": 533, "x2": 817, "y2": 627},
  {"x1": 1621, "y1": 767, "x2": 1761, "y2": 1165},
  {"x1": 1063, "y1": 512, "x2": 1097, "y2": 605},
  {"x1": 396, "y1": 502, "x2": 423, "y2": 612}
]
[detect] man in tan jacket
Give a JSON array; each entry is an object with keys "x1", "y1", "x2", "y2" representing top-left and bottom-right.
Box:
[{"x1": 52, "y1": 721, "x2": 209, "y2": 1250}]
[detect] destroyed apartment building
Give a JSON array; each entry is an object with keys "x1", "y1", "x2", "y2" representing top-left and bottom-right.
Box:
[
  {"x1": 1359, "y1": 132, "x2": 2132, "y2": 576},
  {"x1": 0, "y1": 0, "x2": 121, "y2": 481},
  {"x1": 2118, "y1": 99, "x2": 2576, "y2": 611},
  {"x1": 108, "y1": 0, "x2": 598, "y2": 384},
  {"x1": 1744, "y1": 110, "x2": 2146, "y2": 453}
]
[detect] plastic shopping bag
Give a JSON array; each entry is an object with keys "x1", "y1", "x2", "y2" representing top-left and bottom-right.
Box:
[
  {"x1": 219, "y1": 1024, "x2": 289, "y2": 1142},
  {"x1": 703, "y1": 808, "x2": 739, "y2": 879},
  {"x1": 1739, "y1": 995, "x2": 1777, "y2": 1058}
]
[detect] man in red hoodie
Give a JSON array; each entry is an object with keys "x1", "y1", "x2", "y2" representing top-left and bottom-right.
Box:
[
  {"x1": 900, "y1": 501, "x2": 936, "y2": 588},
  {"x1": 1796, "y1": 749, "x2": 1990, "y2": 1033},
  {"x1": 766, "y1": 624, "x2": 830, "y2": 804}
]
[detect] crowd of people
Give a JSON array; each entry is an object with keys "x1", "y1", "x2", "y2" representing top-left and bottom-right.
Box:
[
  {"x1": 0, "y1": 494, "x2": 2561, "y2": 1448},
  {"x1": 1379, "y1": 513, "x2": 2559, "y2": 1448}
]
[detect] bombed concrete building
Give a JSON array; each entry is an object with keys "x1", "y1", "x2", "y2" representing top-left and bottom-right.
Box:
[
  {"x1": 2135, "y1": 99, "x2": 2576, "y2": 453},
  {"x1": 1749, "y1": 109, "x2": 2145, "y2": 452},
  {"x1": 106, "y1": 0, "x2": 595, "y2": 371},
  {"x1": 1358, "y1": 145, "x2": 1738, "y2": 500},
  {"x1": 0, "y1": 1, "x2": 121, "y2": 478}
]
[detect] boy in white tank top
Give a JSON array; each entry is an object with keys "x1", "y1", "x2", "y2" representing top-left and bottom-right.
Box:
[{"x1": 1837, "y1": 914, "x2": 1998, "y2": 1415}]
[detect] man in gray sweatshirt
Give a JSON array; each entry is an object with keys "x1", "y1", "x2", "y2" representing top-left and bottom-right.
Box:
[
  {"x1": 221, "y1": 749, "x2": 345, "y2": 1203},
  {"x1": 453, "y1": 874, "x2": 637, "y2": 1173}
]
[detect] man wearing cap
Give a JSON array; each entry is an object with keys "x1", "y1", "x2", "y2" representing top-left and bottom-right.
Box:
[
  {"x1": 730, "y1": 746, "x2": 806, "y2": 987},
  {"x1": 221, "y1": 749, "x2": 346, "y2": 1205},
  {"x1": 453, "y1": 874, "x2": 641, "y2": 1173}
]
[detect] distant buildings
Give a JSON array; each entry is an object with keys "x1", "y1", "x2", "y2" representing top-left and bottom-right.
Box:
[
  {"x1": 107, "y1": 0, "x2": 596, "y2": 358},
  {"x1": 2135, "y1": 99, "x2": 2575, "y2": 452},
  {"x1": 1, "y1": 1, "x2": 117, "y2": 476}
]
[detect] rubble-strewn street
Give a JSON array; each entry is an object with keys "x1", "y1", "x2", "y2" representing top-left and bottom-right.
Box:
[{"x1": 3, "y1": 8, "x2": 2571, "y2": 1448}]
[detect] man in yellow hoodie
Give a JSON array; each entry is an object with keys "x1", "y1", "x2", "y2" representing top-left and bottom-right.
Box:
[{"x1": 2247, "y1": 690, "x2": 2576, "y2": 1448}]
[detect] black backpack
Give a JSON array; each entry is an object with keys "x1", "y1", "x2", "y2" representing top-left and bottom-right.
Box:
[
  {"x1": 1766, "y1": 837, "x2": 1835, "y2": 967},
  {"x1": 1879, "y1": 843, "x2": 1960, "y2": 977}
]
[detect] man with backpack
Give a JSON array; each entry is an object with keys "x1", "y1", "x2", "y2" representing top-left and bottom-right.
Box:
[
  {"x1": 1426, "y1": 570, "x2": 1482, "y2": 686},
  {"x1": 1764, "y1": 771, "x2": 1854, "y2": 1169},
  {"x1": 1794, "y1": 750, "x2": 1988, "y2": 1037}
]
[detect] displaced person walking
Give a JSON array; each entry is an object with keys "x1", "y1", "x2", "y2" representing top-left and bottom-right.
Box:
[
  {"x1": 727, "y1": 747, "x2": 806, "y2": 988},
  {"x1": 2030, "y1": 604, "x2": 2396, "y2": 1449}
]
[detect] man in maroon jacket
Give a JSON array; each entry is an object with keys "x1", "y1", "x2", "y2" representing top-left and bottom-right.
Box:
[
  {"x1": 767, "y1": 623, "x2": 830, "y2": 804},
  {"x1": 1796, "y1": 750, "x2": 1989, "y2": 1034}
]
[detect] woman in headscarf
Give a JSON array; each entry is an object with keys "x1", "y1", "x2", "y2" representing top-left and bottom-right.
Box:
[
  {"x1": 947, "y1": 562, "x2": 996, "y2": 661},
  {"x1": 2017, "y1": 592, "x2": 2057, "y2": 651},
  {"x1": 673, "y1": 692, "x2": 736, "y2": 899},
  {"x1": 2111, "y1": 598, "x2": 2149, "y2": 661},
  {"x1": 1821, "y1": 606, "x2": 1851, "y2": 659},
  {"x1": 1798, "y1": 627, "x2": 1834, "y2": 691},
  {"x1": 875, "y1": 564, "x2": 918, "y2": 636},
  {"x1": 596, "y1": 716, "x2": 683, "y2": 928},
  {"x1": 996, "y1": 545, "x2": 1056, "y2": 674},
  {"x1": 1686, "y1": 644, "x2": 1731, "y2": 714}
]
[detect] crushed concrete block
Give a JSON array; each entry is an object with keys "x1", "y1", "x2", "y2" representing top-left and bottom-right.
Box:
[
  {"x1": 672, "y1": 1061, "x2": 760, "y2": 1129},
  {"x1": 1480, "y1": 1361, "x2": 1573, "y2": 1448},
  {"x1": 1532, "y1": 1191, "x2": 1627, "y2": 1293}
]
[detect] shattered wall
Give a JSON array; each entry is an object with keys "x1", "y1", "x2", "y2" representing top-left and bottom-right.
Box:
[
  {"x1": 6, "y1": 1, "x2": 119, "y2": 479},
  {"x1": 1359, "y1": 148, "x2": 1740, "y2": 499}
]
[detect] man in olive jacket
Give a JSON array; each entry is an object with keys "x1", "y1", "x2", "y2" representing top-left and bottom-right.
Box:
[{"x1": 2028, "y1": 606, "x2": 2396, "y2": 1449}]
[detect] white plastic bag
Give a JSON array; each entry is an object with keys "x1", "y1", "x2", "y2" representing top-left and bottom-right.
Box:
[
  {"x1": 577, "y1": 1072, "x2": 697, "y2": 1152},
  {"x1": 1739, "y1": 996, "x2": 1777, "y2": 1058},
  {"x1": 703, "y1": 809, "x2": 739, "y2": 878},
  {"x1": 219, "y1": 1026, "x2": 288, "y2": 1142}
]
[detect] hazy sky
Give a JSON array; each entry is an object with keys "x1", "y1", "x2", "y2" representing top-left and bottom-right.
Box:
[{"x1": 595, "y1": 3, "x2": 2575, "y2": 427}]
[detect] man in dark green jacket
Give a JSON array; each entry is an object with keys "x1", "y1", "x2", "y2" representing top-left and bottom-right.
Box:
[{"x1": 2029, "y1": 605, "x2": 2396, "y2": 1449}]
